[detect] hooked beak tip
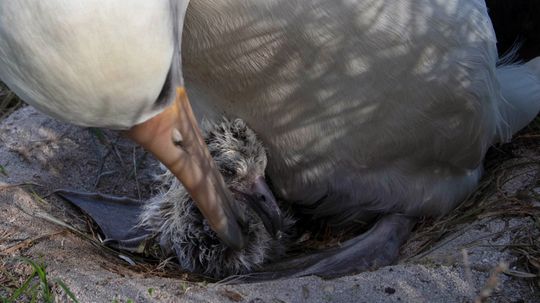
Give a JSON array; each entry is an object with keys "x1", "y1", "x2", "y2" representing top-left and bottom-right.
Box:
[
  {"x1": 215, "y1": 220, "x2": 246, "y2": 250},
  {"x1": 246, "y1": 177, "x2": 284, "y2": 238},
  {"x1": 129, "y1": 86, "x2": 248, "y2": 251}
]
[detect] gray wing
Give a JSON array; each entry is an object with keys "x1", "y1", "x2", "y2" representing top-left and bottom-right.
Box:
[{"x1": 56, "y1": 189, "x2": 151, "y2": 253}]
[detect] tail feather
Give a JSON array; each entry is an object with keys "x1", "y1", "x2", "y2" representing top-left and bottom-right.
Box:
[{"x1": 496, "y1": 57, "x2": 540, "y2": 140}]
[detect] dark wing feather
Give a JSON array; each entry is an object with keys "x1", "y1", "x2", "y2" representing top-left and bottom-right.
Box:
[{"x1": 55, "y1": 189, "x2": 151, "y2": 253}]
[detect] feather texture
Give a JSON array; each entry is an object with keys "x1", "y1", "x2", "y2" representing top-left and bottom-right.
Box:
[
  {"x1": 139, "y1": 118, "x2": 294, "y2": 278},
  {"x1": 0, "y1": 0, "x2": 179, "y2": 129},
  {"x1": 183, "y1": 0, "x2": 540, "y2": 225}
]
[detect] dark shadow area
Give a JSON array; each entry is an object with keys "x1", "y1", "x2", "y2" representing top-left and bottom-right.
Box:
[{"x1": 486, "y1": 0, "x2": 540, "y2": 60}]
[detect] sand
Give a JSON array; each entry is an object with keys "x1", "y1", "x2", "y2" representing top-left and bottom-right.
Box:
[{"x1": 0, "y1": 107, "x2": 538, "y2": 302}]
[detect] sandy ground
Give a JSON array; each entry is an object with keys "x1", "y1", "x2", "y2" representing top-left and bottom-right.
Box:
[{"x1": 0, "y1": 106, "x2": 538, "y2": 302}]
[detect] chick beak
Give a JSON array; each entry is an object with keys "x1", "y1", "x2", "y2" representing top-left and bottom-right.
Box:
[
  {"x1": 127, "y1": 87, "x2": 246, "y2": 250},
  {"x1": 244, "y1": 176, "x2": 284, "y2": 239}
]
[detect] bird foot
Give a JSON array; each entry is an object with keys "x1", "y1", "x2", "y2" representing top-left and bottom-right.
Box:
[{"x1": 231, "y1": 214, "x2": 416, "y2": 282}]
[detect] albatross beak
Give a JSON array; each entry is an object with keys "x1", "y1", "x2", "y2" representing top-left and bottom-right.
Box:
[
  {"x1": 248, "y1": 176, "x2": 283, "y2": 238},
  {"x1": 127, "y1": 87, "x2": 246, "y2": 250},
  {"x1": 236, "y1": 176, "x2": 283, "y2": 239}
]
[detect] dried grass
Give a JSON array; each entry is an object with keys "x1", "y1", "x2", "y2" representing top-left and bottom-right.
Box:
[
  {"x1": 403, "y1": 116, "x2": 540, "y2": 289},
  {"x1": 0, "y1": 82, "x2": 24, "y2": 121}
]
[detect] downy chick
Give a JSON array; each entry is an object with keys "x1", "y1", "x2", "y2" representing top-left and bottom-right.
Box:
[{"x1": 139, "y1": 118, "x2": 294, "y2": 278}]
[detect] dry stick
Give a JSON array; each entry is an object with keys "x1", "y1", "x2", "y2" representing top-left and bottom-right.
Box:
[
  {"x1": 0, "y1": 182, "x2": 42, "y2": 191},
  {"x1": 133, "y1": 147, "x2": 142, "y2": 200},
  {"x1": 406, "y1": 160, "x2": 539, "y2": 261},
  {"x1": 459, "y1": 225, "x2": 525, "y2": 250},
  {"x1": 0, "y1": 231, "x2": 65, "y2": 254},
  {"x1": 93, "y1": 144, "x2": 112, "y2": 189},
  {"x1": 0, "y1": 91, "x2": 20, "y2": 120},
  {"x1": 407, "y1": 223, "x2": 478, "y2": 261},
  {"x1": 0, "y1": 230, "x2": 15, "y2": 243},
  {"x1": 474, "y1": 262, "x2": 509, "y2": 303},
  {"x1": 111, "y1": 136, "x2": 126, "y2": 168},
  {"x1": 462, "y1": 248, "x2": 475, "y2": 299},
  {"x1": 515, "y1": 134, "x2": 540, "y2": 139}
]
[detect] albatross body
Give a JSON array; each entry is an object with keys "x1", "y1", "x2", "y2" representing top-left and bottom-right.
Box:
[
  {"x1": 0, "y1": 0, "x2": 253, "y2": 250},
  {"x1": 1, "y1": 0, "x2": 540, "y2": 277},
  {"x1": 183, "y1": 0, "x2": 539, "y2": 223},
  {"x1": 183, "y1": 0, "x2": 540, "y2": 276}
]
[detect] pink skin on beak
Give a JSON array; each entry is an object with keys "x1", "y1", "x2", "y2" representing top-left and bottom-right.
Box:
[{"x1": 127, "y1": 87, "x2": 246, "y2": 250}]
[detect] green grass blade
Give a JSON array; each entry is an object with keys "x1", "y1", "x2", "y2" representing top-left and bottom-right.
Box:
[
  {"x1": 8, "y1": 269, "x2": 37, "y2": 302},
  {"x1": 28, "y1": 282, "x2": 40, "y2": 303},
  {"x1": 0, "y1": 164, "x2": 7, "y2": 177},
  {"x1": 88, "y1": 128, "x2": 108, "y2": 145},
  {"x1": 19, "y1": 258, "x2": 53, "y2": 303},
  {"x1": 55, "y1": 279, "x2": 80, "y2": 303}
]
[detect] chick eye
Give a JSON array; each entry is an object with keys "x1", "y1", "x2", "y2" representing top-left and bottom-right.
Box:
[
  {"x1": 220, "y1": 164, "x2": 236, "y2": 177},
  {"x1": 231, "y1": 128, "x2": 248, "y2": 142}
]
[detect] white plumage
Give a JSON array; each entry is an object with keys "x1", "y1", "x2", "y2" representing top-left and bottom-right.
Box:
[
  {"x1": 0, "y1": 0, "x2": 176, "y2": 128},
  {"x1": 182, "y1": 0, "x2": 540, "y2": 224}
]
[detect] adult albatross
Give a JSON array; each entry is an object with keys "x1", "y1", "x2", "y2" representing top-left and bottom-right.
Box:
[
  {"x1": 0, "y1": 0, "x2": 260, "y2": 250},
  {"x1": 1, "y1": 0, "x2": 540, "y2": 277}
]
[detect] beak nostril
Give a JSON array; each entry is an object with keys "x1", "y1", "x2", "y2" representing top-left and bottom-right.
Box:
[{"x1": 171, "y1": 128, "x2": 183, "y2": 146}]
